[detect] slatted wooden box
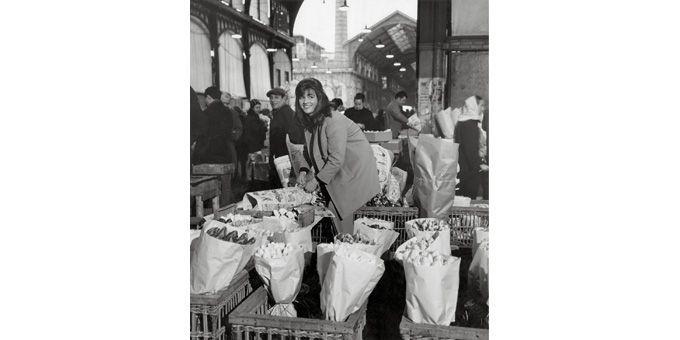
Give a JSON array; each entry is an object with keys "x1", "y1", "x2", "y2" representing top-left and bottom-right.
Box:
[
  {"x1": 229, "y1": 286, "x2": 368, "y2": 340},
  {"x1": 190, "y1": 270, "x2": 254, "y2": 340}
]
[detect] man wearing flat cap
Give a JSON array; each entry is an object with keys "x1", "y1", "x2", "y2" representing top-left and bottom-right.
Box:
[{"x1": 267, "y1": 87, "x2": 305, "y2": 188}]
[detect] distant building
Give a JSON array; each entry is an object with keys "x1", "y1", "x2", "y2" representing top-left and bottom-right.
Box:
[{"x1": 293, "y1": 35, "x2": 325, "y2": 61}]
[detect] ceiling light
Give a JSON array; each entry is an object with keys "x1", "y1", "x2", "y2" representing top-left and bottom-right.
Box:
[
  {"x1": 292, "y1": 57, "x2": 299, "y2": 61},
  {"x1": 231, "y1": 33, "x2": 242, "y2": 39},
  {"x1": 362, "y1": 25, "x2": 371, "y2": 34},
  {"x1": 399, "y1": 67, "x2": 406, "y2": 72},
  {"x1": 386, "y1": 54, "x2": 394, "y2": 59},
  {"x1": 339, "y1": 0, "x2": 349, "y2": 11},
  {"x1": 375, "y1": 40, "x2": 385, "y2": 48},
  {"x1": 326, "y1": 69, "x2": 332, "y2": 74},
  {"x1": 358, "y1": 37, "x2": 364, "y2": 42},
  {"x1": 210, "y1": 49, "x2": 215, "y2": 57},
  {"x1": 266, "y1": 47, "x2": 278, "y2": 52},
  {"x1": 311, "y1": 63, "x2": 318, "y2": 69},
  {"x1": 393, "y1": 62, "x2": 401, "y2": 66}
]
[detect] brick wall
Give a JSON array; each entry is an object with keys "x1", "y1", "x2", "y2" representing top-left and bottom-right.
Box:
[{"x1": 449, "y1": 51, "x2": 489, "y2": 109}]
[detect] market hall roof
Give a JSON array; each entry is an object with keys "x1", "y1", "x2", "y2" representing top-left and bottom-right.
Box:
[{"x1": 344, "y1": 11, "x2": 417, "y2": 91}]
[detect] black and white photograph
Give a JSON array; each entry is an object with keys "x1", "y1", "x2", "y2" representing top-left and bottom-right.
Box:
[
  {"x1": 4, "y1": 0, "x2": 680, "y2": 339},
  {"x1": 189, "y1": 0, "x2": 489, "y2": 339}
]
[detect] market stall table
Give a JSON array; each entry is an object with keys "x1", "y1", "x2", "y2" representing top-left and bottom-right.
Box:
[
  {"x1": 191, "y1": 175, "x2": 220, "y2": 226},
  {"x1": 192, "y1": 163, "x2": 235, "y2": 206}
]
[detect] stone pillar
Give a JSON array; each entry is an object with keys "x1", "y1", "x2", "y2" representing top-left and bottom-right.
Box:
[
  {"x1": 334, "y1": 0, "x2": 348, "y2": 61},
  {"x1": 416, "y1": 0, "x2": 449, "y2": 134}
]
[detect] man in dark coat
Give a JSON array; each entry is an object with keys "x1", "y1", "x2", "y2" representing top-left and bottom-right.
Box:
[
  {"x1": 267, "y1": 87, "x2": 305, "y2": 188},
  {"x1": 190, "y1": 87, "x2": 208, "y2": 166},
  {"x1": 344, "y1": 93, "x2": 378, "y2": 131},
  {"x1": 194, "y1": 86, "x2": 236, "y2": 164},
  {"x1": 384, "y1": 91, "x2": 409, "y2": 139}
]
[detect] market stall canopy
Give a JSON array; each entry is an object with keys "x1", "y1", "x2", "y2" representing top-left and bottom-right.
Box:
[{"x1": 346, "y1": 11, "x2": 417, "y2": 92}]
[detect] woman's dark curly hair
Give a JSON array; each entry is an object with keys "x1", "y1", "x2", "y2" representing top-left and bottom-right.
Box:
[{"x1": 295, "y1": 78, "x2": 332, "y2": 131}]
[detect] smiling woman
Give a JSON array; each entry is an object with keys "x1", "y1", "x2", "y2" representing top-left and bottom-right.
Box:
[{"x1": 293, "y1": 78, "x2": 380, "y2": 234}]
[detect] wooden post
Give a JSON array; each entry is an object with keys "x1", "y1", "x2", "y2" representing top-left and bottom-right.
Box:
[
  {"x1": 195, "y1": 195, "x2": 204, "y2": 218},
  {"x1": 211, "y1": 195, "x2": 220, "y2": 215}
]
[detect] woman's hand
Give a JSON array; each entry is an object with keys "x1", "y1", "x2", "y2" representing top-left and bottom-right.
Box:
[
  {"x1": 480, "y1": 164, "x2": 489, "y2": 172},
  {"x1": 303, "y1": 177, "x2": 319, "y2": 193},
  {"x1": 297, "y1": 171, "x2": 308, "y2": 186}
]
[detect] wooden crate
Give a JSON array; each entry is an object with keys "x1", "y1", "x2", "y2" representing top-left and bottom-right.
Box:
[
  {"x1": 190, "y1": 270, "x2": 254, "y2": 340},
  {"x1": 230, "y1": 286, "x2": 368, "y2": 340},
  {"x1": 364, "y1": 130, "x2": 392, "y2": 143},
  {"x1": 353, "y1": 206, "x2": 419, "y2": 253},
  {"x1": 399, "y1": 316, "x2": 489, "y2": 340},
  {"x1": 448, "y1": 205, "x2": 489, "y2": 249}
]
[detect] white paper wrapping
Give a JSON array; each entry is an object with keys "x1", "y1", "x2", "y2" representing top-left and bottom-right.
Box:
[
  {"x1": 261, "y1": 215, "x2": 323, "y2": 252},
  {"x1": 468, "y1": 240, "x2": 489, "y2": 304},
  {"x1": 254, "y1": 244, "x2": 305, "y2": 317},
  {"x1": 239, "y1": 187, "x2": 316, "y2": 211},
  {"x1": 320, "y1": 246, "x2": 385, "y2": 322},
  {"x1": 371, "y1": 145, "x2": 393, "y2": 191},
  {"x1": 472, "y1": 226, "x2": 489, "y2": 258},
  {"x1": 404, "y1": 255, "x2": 461, "y2": 325},
  {"x1": 390, "y1": 167, "x2": 408, "y2": 195},
  {"x1": 190, "y1": 228, "x2": 256, "y2": 294},
  {"x1": 354, "y1": 219, "x2": 399, "y2": 256},
  {"x1": 274, "y1": 155, "x2": 293, "y2": 188},
  {"x1": 435, "y1": 107, "x2": 455, "y2": 139},
  {"x1": 405, "y1": 219, "x2": 451, "y2": 256}
]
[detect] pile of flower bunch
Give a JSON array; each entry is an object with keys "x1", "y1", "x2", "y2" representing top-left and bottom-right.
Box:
[
  {"x1": 334, "y1": 232, "x2": 377, "y2": 245},
  {"x1": 206, "y1": 227, "x2": 256, "y2": 245},
  {"x1": 411, "y1": 218, "x2": 450, "y2": 232},
  {"x1": 218, "y1": 213, "x2": 254, "y2": 227},
  {"x1": 365, "y1": 192, "x2": 406, "y2": 207},
  {"x1": 401, "y1": 249, "x2": 451, "y2": 267},
  {"x1": 254, "y1": 242, "x2": 298, "y2": 259},
  {"x1": 394, "y1": 237, "x2": 434, "y2": 261}
]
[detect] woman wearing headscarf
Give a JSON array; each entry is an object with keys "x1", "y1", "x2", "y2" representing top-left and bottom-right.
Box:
[
  {"x1": 236, "y1": 99, "x2": 268, "y2": 180},
  {"x1": 455, "y1": 95, "x2": 488, "y2": 199},
  {"x1": 294, "y1": 78, "x2": 380, "y2": 234}
]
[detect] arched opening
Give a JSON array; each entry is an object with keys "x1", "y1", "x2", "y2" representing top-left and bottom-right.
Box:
[
  {"x1": 218, "y1": 31, "x2": 247, "y2": 98},
  {"x1": 272, "y1": 50, "x2": 291, "y2": 89},
  {"x1": 249, "y1": 44, "x2": 271, "y2": 101},
  {"x1": 190, "y1": 16, "x2": 212, "y2": 92}
]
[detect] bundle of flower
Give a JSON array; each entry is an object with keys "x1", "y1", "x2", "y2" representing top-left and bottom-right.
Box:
[
  {"x1": 353, "y1": 217, "x2": 399, "y2": 255},
  {"x1": 253, "y1": 242, "x2": 305, "y2": 316},
  {"x1": 317, "y1": 245, "x2": 385, "y2": 321},
  {"x1": 217, "y1": 213, "x2": 257, "y2": 227},
  {"x1": 405, "y1": 218, "x2": 452, "y2": 256},
  {"x1": 403, "y1": 249, "x2": 461, "y2": 325},
  {"x1": 190, "y1": 223, "x2": 257, "y2": 294},
  {"x1": 332, "y1": 232, "x2": 382, "y2": 257}
]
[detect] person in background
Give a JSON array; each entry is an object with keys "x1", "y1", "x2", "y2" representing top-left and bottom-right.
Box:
[
  {"x1": 344, "y1": 93, "x2": 376, "y2": 131},
  {"x1": 373, "y1": 109, "x2": 386, "y2": 131},
  {"x1": 190, "y1": 87, "x2": 208, "y2": 166},
  {"x1": 455, "y1": 95, "x2": 488, "y2": 200},
  {"x1": 294, "y1": 78, "x2": 380, "y2": 234},
  {"x1": 329, "y1": 98, "x2": 344, "y2": 114},
  {"x1": 267, "y1": 87, "x2": 305, "y2": 188},
  {"x1": 194, "y1": 86, "x2": 236, "y2": 164},
  {"x1": 236, "y1": 99, "x2": 268, "y2": 181},
  {"x1": 384, "y1": 91, "x2": 410, "y2": 139}
]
